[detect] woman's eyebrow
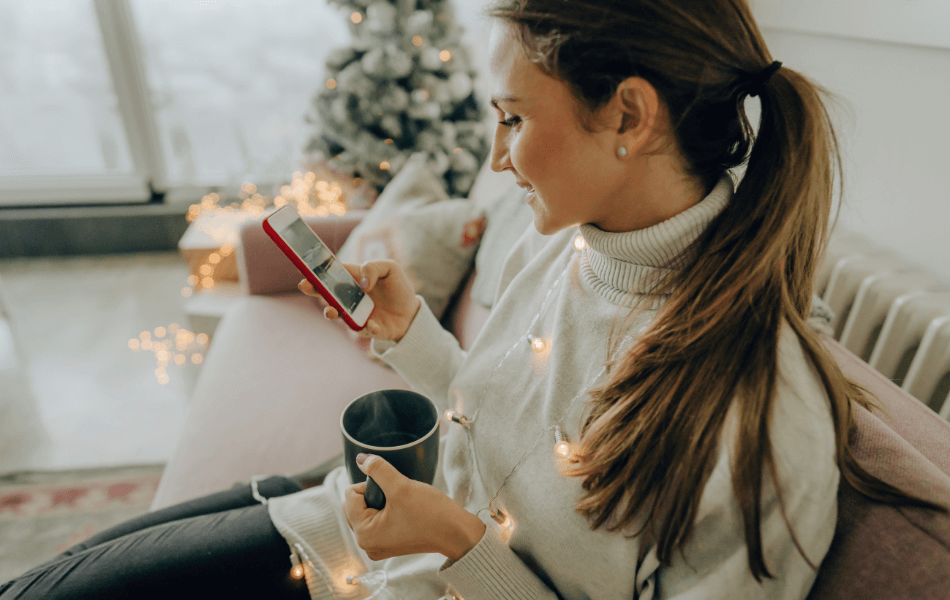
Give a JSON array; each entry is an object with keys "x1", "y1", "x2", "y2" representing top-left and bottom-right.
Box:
[{"x1": 490, "y1": 96, "x2": 520, "y2": 110}]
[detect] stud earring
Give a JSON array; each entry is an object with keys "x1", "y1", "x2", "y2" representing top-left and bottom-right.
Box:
[{"x1": 617, "y1": 147, "x2": 628, "y2": 158}]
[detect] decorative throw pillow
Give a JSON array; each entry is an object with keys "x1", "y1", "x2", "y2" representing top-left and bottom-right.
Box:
[
  {"x1": 346, "y1": 199, "x2": 486, "y2": 319},
  {"x1": 470, "y1": 185, "x2": 533, "y2": 308},
  {"x1": 339, "y1": 152, "x2": 449, "y2": 256}
]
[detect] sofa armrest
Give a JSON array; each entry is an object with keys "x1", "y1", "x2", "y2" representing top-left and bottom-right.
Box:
[{"x1": 237, "y1": 210, "x2": 367, "y2": 295}]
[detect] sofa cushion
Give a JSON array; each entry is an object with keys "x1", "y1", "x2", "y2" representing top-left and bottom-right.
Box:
[
  {"x1": 806, "y1": 338, "x2": 950, "y2": 599},
  {"x1": 470, "y1": 185, "x2": 533, "y2": 308},
  {"x1": 150, "y1": 293, "x2": 410, "y2": 509},
  {"x1": 338, "y1": 152, "x2": 449, "y2": 259},
  {"x1": 338, "y1": 153, "x2": 488, "y2": 320},
  {"x1": 344, "y1": 199, "x2": 486, "y2": 319}
]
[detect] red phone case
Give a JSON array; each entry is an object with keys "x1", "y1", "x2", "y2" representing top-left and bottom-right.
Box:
[{"x1": 262, "y1": 209, "x2": 373, "y2": 331}]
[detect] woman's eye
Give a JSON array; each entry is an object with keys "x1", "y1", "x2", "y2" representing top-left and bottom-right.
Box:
[{"x1": 499, "y1": 115, "x2": 521, "y2": 128}]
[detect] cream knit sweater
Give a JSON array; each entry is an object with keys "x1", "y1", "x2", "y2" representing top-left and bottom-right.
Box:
[{"x1": 268, "y1": 176, "x2": 839, "y2": 600}]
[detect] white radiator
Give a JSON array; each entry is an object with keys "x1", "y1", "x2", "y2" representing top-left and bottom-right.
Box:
[{"x1": 817, "y1": 230, "x2": 950, "y2": 418}]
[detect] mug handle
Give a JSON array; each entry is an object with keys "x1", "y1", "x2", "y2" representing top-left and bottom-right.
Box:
[{"x1": 365, "y1": 476, "x2": 386, "y2": 510}]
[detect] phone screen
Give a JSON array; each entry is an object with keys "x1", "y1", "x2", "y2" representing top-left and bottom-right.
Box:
[{"x1": 280, "y1": 218, "x2": 365, "y2": 314}]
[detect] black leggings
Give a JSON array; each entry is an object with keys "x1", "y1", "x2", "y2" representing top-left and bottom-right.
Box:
[{"x1": 0, "y1": 476, "x2": 311, "y2": 600}]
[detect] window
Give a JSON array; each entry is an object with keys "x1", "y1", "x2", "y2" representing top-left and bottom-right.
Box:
[
  {"x1": 0, "y1": 0, "x2": 349, "y2": 207},
  {"x1": 130, "y1": 0, "x2": 347, "y2": 192},
  {"x1": 0, "y1": 0, "x2": 145, "y2": 205}
]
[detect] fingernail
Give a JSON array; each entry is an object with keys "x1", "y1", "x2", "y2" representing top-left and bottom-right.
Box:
[
  {"x1": 356, "y1": 453, "x2": 367, "y2": 465},
  {"x1": 360, "y1": 277, "x2": 369, "y2": 290}
]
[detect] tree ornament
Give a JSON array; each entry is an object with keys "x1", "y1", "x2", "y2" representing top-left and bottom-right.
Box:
[
  {"x1": 406, "y1": 9, "x2": 434, "y2": 34},
  {"x1": 420, "y1": 47, "x2": 444, "y2": 71},
  {"x1": 447, "y1": 72, "x2": 473, "y2": 101},
  {"x1": 409, "y1": 101, "x2": 441, "y2": 121},
  {"x1": 365, "y1": 1, "x2": 398, "y2": 33},
  {"x1": 325, "y1": 47, "x2": 359, "y2": 71}
]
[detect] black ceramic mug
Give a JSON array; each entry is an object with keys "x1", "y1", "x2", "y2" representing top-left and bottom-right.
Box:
[{"x1": 340, "y1": 389, "x2": 440, "y2": 510}]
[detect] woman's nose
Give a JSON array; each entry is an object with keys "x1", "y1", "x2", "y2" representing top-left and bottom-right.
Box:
[{"x1": 489, "y1": 127, "x2": 511, "y2": 173}]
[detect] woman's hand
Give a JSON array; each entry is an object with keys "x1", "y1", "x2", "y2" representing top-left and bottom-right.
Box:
[
  {"x1": 298, "y1": 260, "x2": 421, "y2": 342},
  {"x1": 343, "y1": 454, "x2": 486, "y2": 562}
]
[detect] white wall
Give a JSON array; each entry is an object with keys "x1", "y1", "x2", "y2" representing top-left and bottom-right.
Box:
[
  {"x1": 454, "y1": 2, "x2": 950, "y2": 280},
  {"x1": 752, "y1": 0, "x2": 950, "y2": 51},
  {"x1": 752, "y1": 16, "x2": 950, "y2": 280}
]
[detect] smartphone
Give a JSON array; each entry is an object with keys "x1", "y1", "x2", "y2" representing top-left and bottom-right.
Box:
[{"x1": 262, "y1": 206, "x2": 375, "y2": 331}]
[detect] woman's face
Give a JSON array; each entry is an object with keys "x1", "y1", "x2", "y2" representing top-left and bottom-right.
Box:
[{"x1": 487, "y1": 23, "x2": 628, "y2": 235}]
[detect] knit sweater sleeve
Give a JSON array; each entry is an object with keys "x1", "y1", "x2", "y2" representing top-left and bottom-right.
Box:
[
  {"x1": 371, "y1": 296, "x2": 466, "y2": 412},
  {"x1": 438, "y1": 527, "x2": 560, "y2": 600}
]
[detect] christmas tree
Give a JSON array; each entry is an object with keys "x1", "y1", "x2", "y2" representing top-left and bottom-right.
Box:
[{"x1": 305, "y1": 0, "x2": 490, "y2": 200}]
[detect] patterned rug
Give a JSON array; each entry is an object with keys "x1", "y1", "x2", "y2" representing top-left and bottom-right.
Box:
[{"x1": 0, "y1": 464, "x2": 164, "y2": 583}]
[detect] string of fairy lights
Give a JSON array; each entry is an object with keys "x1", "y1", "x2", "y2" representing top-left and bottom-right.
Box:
[{"x1": 182, "y1": 167, "x2": 365, "y2": 296}]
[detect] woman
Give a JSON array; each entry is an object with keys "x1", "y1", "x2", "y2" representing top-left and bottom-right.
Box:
[{"x1": 3, "y1": 1, "x2": 942, "y2": 598}]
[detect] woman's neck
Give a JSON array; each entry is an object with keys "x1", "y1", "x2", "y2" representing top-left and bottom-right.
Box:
[{"x1": 593, "y1": 153, "x2": 709, "y2": 234}]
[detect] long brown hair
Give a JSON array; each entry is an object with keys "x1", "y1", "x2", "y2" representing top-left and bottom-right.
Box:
[{"x1": 489, "y1": 0, "x2": 947, "y2": 581}]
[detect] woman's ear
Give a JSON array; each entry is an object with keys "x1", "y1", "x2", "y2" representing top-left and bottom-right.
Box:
[{"x1": 612, "y1": 77, "x2": 662, "y2": 154}]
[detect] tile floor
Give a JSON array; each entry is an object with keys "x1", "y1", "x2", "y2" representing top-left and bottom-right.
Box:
[{"x1": 0, "y1": 252, "x2": 198, "y2": 473}]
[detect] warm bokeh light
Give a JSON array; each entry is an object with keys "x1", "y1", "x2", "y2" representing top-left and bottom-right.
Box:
[
  {"x1": 131, "y1": 323, "x2": 211, "y2": 384},
  {"x1": 440, "y1": 50, "x2": 451, "y2": 62},
  {"x1": 291, "y1": 565, "x2": 304, "y2": 580},
  {"x1": 412, "y1": 35, "x2": 423, "y2": 46},
  {"x1": 380, "y1": 161, "x2": 390, "y2": 170},
  {"x1": 555, "y1": 441, "x2": 572, "y2": 458},
  {"x1": 573, "y1": 234, "x2": 587, "y2": 251},
  {"x1": 326, "y1": 78, "x2": 337, "y2": 90},
  {"x1": 187, "y1": 275, "x2": 198, "y2": 286},
  {"x1": 208, "y1": 253, "x2": 221, "y2": 265},
  {"x1": 201, "y1": 277, "x2": 215, "y2": 289},
  {"x1": 531, "y1": 337, "x2": 547, "y2": 353},
  {"x1": 453, "y1": 147, "x2": 462, "y2": 153},
  {"x1": 199, "y1": 264, "x2": 213, "y2": 276},
  {"x1": 384, "y1": 138, "x2": 394, "y2": 144},
  {"x1": 181, "y1": 287, "x2": 194, "y2": 298},
  {"x1": 351, "y1": 12, "x2": 362, "y2": 23},
  {"x1": 492, "y1": 509, "x2": 515, "y2": 541}
]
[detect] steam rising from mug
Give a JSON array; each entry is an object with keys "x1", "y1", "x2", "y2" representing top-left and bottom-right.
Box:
[{"x1": 341, "y1": 390, "x2": 440, "y2": 510}]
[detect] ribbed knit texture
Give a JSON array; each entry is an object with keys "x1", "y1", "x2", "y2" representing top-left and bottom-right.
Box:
[
  {"x1": 579, "y1": 176, "x2": 731, "y2": 301},
  {"x1": 269, "y1": 175, "x2": 840, "y2": 600}
]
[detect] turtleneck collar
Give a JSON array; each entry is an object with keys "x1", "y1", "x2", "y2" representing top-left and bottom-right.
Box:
[{"x1": 578, "y1": 174, "x2": 733, "y2": 303}]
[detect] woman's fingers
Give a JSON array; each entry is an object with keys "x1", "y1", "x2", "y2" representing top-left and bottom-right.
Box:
[
  {"x1": 358, "y1": 260, "x2": 397, "y2": 293},
  {"x1": 367, "y1": 319, "x2": 381, "y2": 336},
  {"x1": 298, "y1": 279, "x2": 318, "y2": 296},
  {"x1": 324, "y1": 306, "x2": 339, "y2": 321}
]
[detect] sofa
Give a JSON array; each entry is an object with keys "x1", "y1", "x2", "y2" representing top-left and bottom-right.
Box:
[{"x1": 152, "y1": 163, "x2": 950, "y2": 598}]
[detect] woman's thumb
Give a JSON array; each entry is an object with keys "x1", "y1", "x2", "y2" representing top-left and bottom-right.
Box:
[{"x1": 357, "y1": 453, "x2": 401, "y2": 489}]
